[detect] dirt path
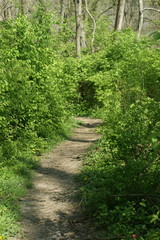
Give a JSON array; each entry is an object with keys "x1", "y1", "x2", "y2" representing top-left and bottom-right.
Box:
[{"x1": 18, "y1": 117, "x2": 102, "y2": 240}]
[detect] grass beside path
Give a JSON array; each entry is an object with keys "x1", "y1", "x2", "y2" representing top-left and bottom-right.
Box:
[{"x1": 0, "y1": 118, "x2": 78, "y2": 239}]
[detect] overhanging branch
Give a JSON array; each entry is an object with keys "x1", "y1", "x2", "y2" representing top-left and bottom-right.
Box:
[
  {"x1": 143, "y1": 8, "x2": 160, "y2": 13},
  {"x1": 97, "y1": 6, "x2": 114, "y2": 19}
]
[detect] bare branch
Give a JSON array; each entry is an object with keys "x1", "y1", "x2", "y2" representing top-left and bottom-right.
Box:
[
  {"x1": 144, "y1": 17, "x2": 160, "y2": 26},
  {"x1": 106, "y1": 194, "x2": 160, "y2": 198},
  {"x1": 84, "y1": 0, "x2": 96, "y2": 53},
  {"x1": 143, "y1": 8, "x2": 160, "y2": 13},
  {"x1": 97, "y1": 6, "x2": 114, "y2": 19}
]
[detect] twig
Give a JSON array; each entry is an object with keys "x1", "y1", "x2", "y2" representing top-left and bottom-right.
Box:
[
  {"x1": 144, "y1": 17, "x2": 160, "y2": 26},
  {"x1": 106, "y1": 194, "x2": 160, "y2": 198},
  {"x1": 97, "y1": 6, "x2": 114, "y2": 19},
  {"x1": 95, "y1": 236, "x2": 125, "y2": 240}
]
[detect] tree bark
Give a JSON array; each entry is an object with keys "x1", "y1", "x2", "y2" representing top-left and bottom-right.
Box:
[
  {"x1": 75, "y1": 0, "x2": 82, "y2": 57},
  {"x1": 138, "y1": 0, "x2": 144, "y2": 38},
  {"x1": 84, "y1": 0, "x2": 96, "y2": 53},
  {"x1": 80, "y1": 20, "x2": 87, "y2": 48},
  {"x1": 115, "y1": 0, "x2": 126, "y2": 31},
  {"x1": 74, "y1": 0, "x2": 86, "y2": 57}
]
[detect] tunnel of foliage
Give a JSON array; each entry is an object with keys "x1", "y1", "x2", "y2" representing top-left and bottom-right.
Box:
[{"x1": 0, "y1": 6, "x2": 160, "y2": 240}]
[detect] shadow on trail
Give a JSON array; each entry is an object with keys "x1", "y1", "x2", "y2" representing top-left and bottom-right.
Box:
[
  {"x1": 22, "y1": 164, "x2": 88, "y2": 239},
  {"x1": 20, "y1": 118, "x2": 102, "y2": 240},
  {"x1": 37, "y1": 166, "x2": 75, "y2": 180},
  {"x1": 78, "y1": 122, "x2": 102, "y2": 129},
  {"x1": 22, "y1": 166, "x2": 84, "y2": 239},
  {"x1": 23, "y1": 212, "x2": 90, "y2": 240},
  {"x1": 68, "y1": 138, "x2": 97, "y2": 143}
]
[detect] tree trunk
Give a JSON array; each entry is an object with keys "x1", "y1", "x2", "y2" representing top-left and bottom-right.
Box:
[
  {"x1": 75, "y1": 0, "x2": 81, "y2": 57},
  {"x1": 84, "y1": 0, "x2": 96, "y2": 53},
  {"x1": 80, "y1": 20, "x2": 87, "y2": 48},
  {"x1": 74, "y1": 0, "x2": 86, "y2": 57},
  {"x1": 60, "y1": 0, "x2": 67, "y2": 23},
  {"x1": 115, "y1": 0, "x2": 126, "y2": 31},
  {"x1": 138, "y1": 0, "x2": 143, "y2": 38}
]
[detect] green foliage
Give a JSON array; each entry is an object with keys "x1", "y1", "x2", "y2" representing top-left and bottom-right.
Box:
[
  {"x1": 151, "y1": 31, "x2": 160, "y2": 40},
  {"x1": 0, "y1": 168, "x2": 26, "y2": 237},
  {"x1": 0, "y1": 8, "x2": 77, "y2": 237},
  {"x1": 0, "y1": 4, "x2": 160, "y2": 239},
  {"x1": 78, "y1": 30, "x2": 160, "y2": 238}
]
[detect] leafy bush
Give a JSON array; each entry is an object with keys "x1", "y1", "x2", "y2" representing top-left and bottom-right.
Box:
[
  {"x1": 0, "y1": 9, "x2": 77, "y2": 237},
  {"x1": 79, "y1": 31, "x2": 160, "y2": 238}
]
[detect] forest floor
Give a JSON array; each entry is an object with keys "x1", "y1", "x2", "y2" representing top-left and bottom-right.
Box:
[{"x1": 13, "y1": 117, "x2": 102, "y2": 240}]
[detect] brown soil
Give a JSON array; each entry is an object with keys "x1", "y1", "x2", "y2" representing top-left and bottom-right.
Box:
[{"x1": 17, "y1": 117, "x2": 102, "y2": 240}]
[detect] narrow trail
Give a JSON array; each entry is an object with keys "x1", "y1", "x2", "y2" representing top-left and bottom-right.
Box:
[{"x1": 18, "y1": 117, "x2": 102, "y2": 240}]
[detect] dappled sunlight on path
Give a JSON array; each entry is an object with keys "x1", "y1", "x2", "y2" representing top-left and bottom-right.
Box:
[{"x1": 17, "y1": 118, "x2": 102, "y2": 240}]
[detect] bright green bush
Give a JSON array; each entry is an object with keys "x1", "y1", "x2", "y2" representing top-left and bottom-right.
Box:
[
  {"x1": 79, "y1": 31, "x2": 160, "y2": 238},
  {"x1": 0, "y1": 8, "x2": 160, "y2": 239},
  {"x1": 0, "y1": 9, "x2": 77, "y2": 236}
]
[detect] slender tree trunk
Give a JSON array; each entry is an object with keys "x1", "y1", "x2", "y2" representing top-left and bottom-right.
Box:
[
  {"x1": 80, "y1": 20, "x2": 87, "y2": 48},
  {"x1": 75, "y1": 0, "x2": 81, "y2": 57},
  {"x1": 74, "y1": 0, "x2": 86, "y2": 57},
  {"x1": 84, "y1": 0, "x2": 96, "y2": 53},
  {"x1": 60, "y1": 0, "x2": 67, "y2": 23},
  {"x1": 138, "y1": 0, "x2": 143, "y2": 38},
  {"x1": 115, "y1": 0, "x2": 120, "y2": 30},
  {"x1": 115, "y1": 0, "x2": 126, "y2": 31}
]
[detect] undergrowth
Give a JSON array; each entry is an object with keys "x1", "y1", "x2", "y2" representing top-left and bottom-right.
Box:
[
  {"x1": 78, "y1": 31, "x2": 160, "y2": 239},
  {"x1": 0, "y1": 7, "x2": 78, "y2": 238},
  {"x1": 0, "y1": 3, "x2": 160, "y2": 239}
]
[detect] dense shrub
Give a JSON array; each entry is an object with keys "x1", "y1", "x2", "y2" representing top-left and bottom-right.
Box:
[
  {"x1": 0, "y1": 10, "x2": 77, "y2": 237},
  {"x1": 79, "y1": 31, "x2": 160, "y2": 239},
  {"x1": 0, "y1": 9, "x2": 160, "y2": 239}
]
